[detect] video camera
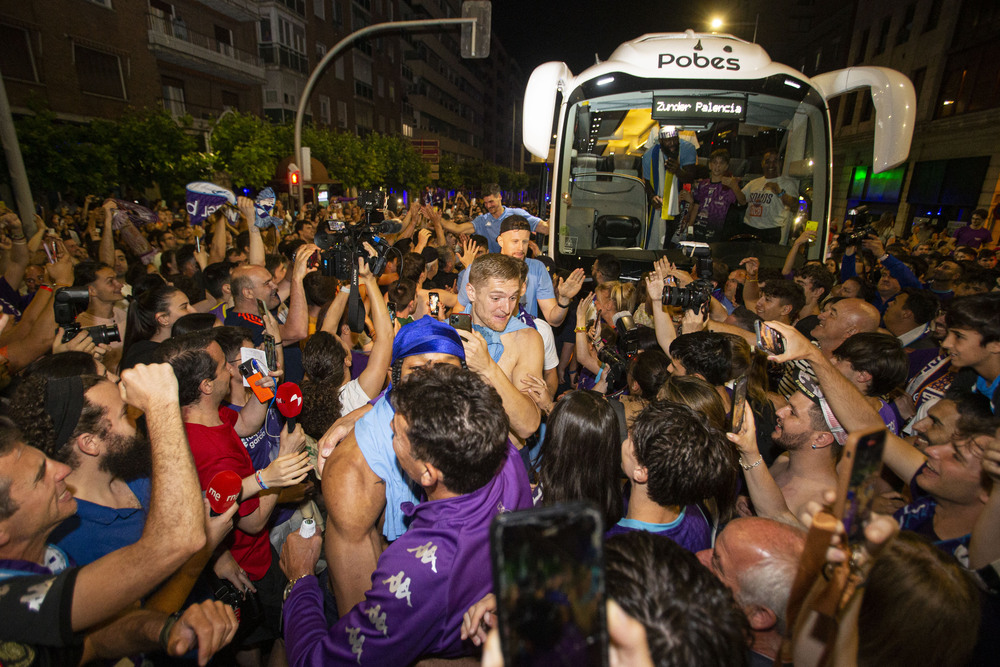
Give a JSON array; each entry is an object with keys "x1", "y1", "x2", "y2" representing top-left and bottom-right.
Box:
[
  {"x1": 839, "y1": 206, "x2": 876, "y2": 249},
  {"x1": 662, "y1": 241, "x2": 714, "y2": 313},
  {"x1": 54, "y1": 287, "x2": 121, "y2": 344},
  {"x1": 314, "y1": 189, "x2": 396, "y2": 282}
]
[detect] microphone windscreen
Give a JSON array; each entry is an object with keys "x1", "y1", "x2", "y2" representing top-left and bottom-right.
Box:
[
  {"x1": 275, "y1": 382, "x2": 304, "y2": 419},
  {"x1": 206, "y1": 470, "x2": 242, "y2": 515}
]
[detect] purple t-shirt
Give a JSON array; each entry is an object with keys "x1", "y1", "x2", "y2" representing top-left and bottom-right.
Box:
[
  {"x1": 692, "y1": 179, "x2": 739, "y2": 230},
  {"x1": 605, "y1": 504, "x2": 712, "y2": 553},
  {"x1": 283, "y1": 443, "x2": 533, "y2": 666},
  {"x1": 953, "y1": 225, "x2": 991, "y2": 249}
]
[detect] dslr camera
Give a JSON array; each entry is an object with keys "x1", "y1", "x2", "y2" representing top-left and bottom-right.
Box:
[
  {"x1": 54, "y1": 287, "x2": 121, "y2": 344},
  {"x1": 662, "y1": 242, "x2": 714, "y2": 312}
]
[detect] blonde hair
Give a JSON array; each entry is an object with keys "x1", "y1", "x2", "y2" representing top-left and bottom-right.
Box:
[{"x1": 596, "y1": 280, "x2": 637, "y2": 313}]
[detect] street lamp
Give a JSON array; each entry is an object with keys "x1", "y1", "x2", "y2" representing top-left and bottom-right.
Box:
[{"x1": 707, "y1": 14, "x2": 759, "y2": 43}]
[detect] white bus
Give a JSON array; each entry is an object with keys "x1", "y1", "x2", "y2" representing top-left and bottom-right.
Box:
[{"x1": 522, "y1": 30, "x2": 916, "y2": 273}]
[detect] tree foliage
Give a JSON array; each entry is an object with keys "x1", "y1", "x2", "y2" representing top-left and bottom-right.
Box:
[{"x1": 5, "y1": 103, "x2": 521, "y2": 201}]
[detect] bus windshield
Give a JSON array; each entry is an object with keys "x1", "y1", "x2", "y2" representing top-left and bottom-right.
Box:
[{"x1": 554, "y1": 79, "x2": 829, "y2": 268}]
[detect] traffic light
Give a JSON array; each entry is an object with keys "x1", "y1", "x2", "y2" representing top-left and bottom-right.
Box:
[{"x1": 288, "y1": 163, "x2": 301, "y2": 196}]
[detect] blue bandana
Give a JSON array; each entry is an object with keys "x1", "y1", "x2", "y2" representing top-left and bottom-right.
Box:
[
  {"x1": 467, "y1": 308, "x2": 531, "y2": 363},
  {"x1": 392, "y1": 316, "x2": 466, "y2": 364}
]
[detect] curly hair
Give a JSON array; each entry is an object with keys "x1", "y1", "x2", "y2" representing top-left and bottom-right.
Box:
[
  {"x1": 605, "y1": 531, "x2": 750, "y2": 667},
  {"x1": 391, "y1": 364, "x2": 508, "y2": 495},
  {"x1": 10, "y1": 374, "x2": 107, "y2": 466},
  {"x1": 629, "y1": 400, "x2": 738, "y2": 514}
]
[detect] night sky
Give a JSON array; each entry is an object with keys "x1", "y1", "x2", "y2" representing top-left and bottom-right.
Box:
[{"x1": 491, "y1": 0, "x2": 709, "y2": 74}]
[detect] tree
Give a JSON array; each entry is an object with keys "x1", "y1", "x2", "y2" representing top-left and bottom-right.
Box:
[
  {"x1": 209, "y1": 112, "x2": 281, "y2": 190},
  {"x1": 436, "y1": 154, "x2": 461, "y2": 190},
  {"x1": 113, "y1": 107, "x2": 205, "y2": 198}
]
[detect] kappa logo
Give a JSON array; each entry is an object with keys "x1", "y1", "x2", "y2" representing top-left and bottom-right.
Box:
[
  {"x1": 365, "y1": 604, "x2": 389, "y2": 636},
  {"x1": 19, "y1": 579, "x2": 54, "y2": 613},
  {"x1": 382, "y1": 571, "x2": 413, "y2": 607},
  {"x1": 346, "y1": 626, "x2": 365, "y2": 664},
  {"x1": 406, "y1": 542, "x2": 439, "y2": 573}
]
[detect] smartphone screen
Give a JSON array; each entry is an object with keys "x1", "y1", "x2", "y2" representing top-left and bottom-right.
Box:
[
  {"x1": 836, "y1": 429, "x2": 887, "y2": 546},
  {"x1": 449, "y1": 313, "x2": 471, "y2": 332},
  {"x1": 428, "y1": 292, "x2": 440, "y2": 318},
  {"x1": 256, "y1": 298, "x2": 268, "y2": 319},
  {"x1": 754, "y1": 320, "x2": 786, "y2": 355},
  {"x1": 491, "y1": 503, "x2": 608, "y2": 667},
  {"x1": 729, "y1": 374, "x2": 749, "y2": 433}
]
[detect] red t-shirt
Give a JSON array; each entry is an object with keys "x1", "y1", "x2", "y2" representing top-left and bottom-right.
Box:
[{"x1": 185, "y1": 406, "x2": 271, "y2": 580}]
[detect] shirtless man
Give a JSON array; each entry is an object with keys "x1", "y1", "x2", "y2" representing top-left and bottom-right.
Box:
[
  {"x1": 764, "y1": 376, "x2": 838, "y2": 517},
  {"x1": 319, "y1": 260, "x2": 543, "y2": 614}
]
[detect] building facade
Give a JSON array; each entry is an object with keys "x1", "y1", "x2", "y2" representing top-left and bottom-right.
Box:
[{"x1": 830, "y1": 0, "x2": 1000, "y2": 240}]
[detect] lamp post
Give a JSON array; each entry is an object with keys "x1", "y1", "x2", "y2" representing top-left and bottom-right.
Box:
[{"x1": 293, "y1": 1, "x2": 491, "y2": 213}]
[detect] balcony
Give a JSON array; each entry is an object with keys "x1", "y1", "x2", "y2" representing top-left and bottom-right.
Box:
[
  {"x1": 147, "y1": 12, "x2": 266, "y2": 84},
  {"x1": 258, "y1": 43, "x2": 309, "y2": 75},
  {"x1": 195, "y1": 0, "x2": 259, "y2": 21}
]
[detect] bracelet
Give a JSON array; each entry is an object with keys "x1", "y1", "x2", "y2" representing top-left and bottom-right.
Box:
[
  {"x1": 878, "y1": 253, "x2": 889, "y2": 262},
  {"x1": 747, "y1": 277, "x2": 758, "y2": 282},
  {"x1": 557, "y1": 299, "x2": 571, "y2": 308},
  {"x1": 740, "y1": 455, "x2": 764, "y2": 471},
  {"x1": 574, "y1": 326, "x2": 588, "y2": 333},
  {"x1": 255, "y1": 470, "x2": 268, "y2": 490},
  {"x1": 159, "y1": 611, "x2": 182, "y2": 653},
  {"x1": 38, "y1": 284, "x2": 53, "y2": 293}
]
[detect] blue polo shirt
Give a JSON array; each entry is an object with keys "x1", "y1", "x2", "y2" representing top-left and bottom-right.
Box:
[
  {"x1": 50, "y1": 477, "x2": 151, "y2": 566},
  {"x1": 456, "y1": 257, "x2": 555, "y2": 318},
  {"x1": 472, "y1": 207, "x2": 541, "y2": 253}
]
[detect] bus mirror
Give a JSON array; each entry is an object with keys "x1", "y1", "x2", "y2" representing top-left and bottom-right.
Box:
[
  {"x1": 811, "y1": 66, "x2": 916, "y2": 174},
  {"x1": 524, "y1": 61, "x2": 575, "y2": 159}
]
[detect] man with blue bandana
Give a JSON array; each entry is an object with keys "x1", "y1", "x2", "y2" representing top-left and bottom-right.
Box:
[{"x1": 321, "y1": 302, "x2": 542, "y2": 613}]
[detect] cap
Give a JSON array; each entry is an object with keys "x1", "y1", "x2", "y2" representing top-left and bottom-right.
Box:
[
  {"x1": 792, "y1": 370, "x2": 848, "y2": 446},
  {"x1": 659, "y1": 125, "x2": 679, "y2": 138}
]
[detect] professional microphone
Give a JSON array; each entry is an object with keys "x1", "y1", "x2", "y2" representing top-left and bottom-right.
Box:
[
  {"x1": 275, "y1": 382, "x2": 304, "y2": 433},
  {"x1": 206, "y1": 470, "x2": 242, "y2": 516}
]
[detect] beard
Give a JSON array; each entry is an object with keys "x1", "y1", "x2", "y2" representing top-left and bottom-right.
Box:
[
  {"x1": 99, "y1": 427, "x2": 152, "y2": 481},
  {"x1": 772, "y1": 425, "x2": 813, "y2": 453}
]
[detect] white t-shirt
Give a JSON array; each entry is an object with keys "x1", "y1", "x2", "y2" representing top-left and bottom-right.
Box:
[
  {"x1": 339, "y1": 377, "x2": 372, "y2": 414},
  {"x1": 534, "y1": 318, "x2": 559, "y2": 372}
]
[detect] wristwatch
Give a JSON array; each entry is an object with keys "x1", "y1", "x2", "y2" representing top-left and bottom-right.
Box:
[{"x1": 283, "y1": 574, "x2": 313, "y2": 601}]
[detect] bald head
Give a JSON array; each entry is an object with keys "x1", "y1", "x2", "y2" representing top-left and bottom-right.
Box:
[
  {"x1": 231, "y1": 265, "x2": 279, "y2": 310},
  {"x1": 811, "y1": 297, "x2": 881, "y2": 351},
  {"x1": 698, "y1": 517, "x2": 805, "y2": 632}
]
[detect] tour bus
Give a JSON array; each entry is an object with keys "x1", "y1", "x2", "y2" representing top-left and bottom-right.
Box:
[{"x1": 522, "y1": 30, "x2": 916, "y2": 274}]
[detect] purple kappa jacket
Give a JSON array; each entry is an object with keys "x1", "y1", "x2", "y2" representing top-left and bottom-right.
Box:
[{"x1": 284, "y1": 443, "x2": 532, "y2": 665}]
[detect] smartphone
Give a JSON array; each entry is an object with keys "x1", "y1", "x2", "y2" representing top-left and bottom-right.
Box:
[
  {"x1": 262, "y1": 334, "x2": 277, "y2": 372},
  {"x1": 491, "y1": 503, "x2": 608, "y2": 667},
  {"x1": 387, "y1": 301, "x2": 398, "y2": 325},
  {"x1": 449, "y1": 312, "x2": 472, "y2": 332},
  {"x1": 805, "y1": 220, "x2": 819, "y2": 233},
  {"x1": 754, "y1": 320, "x2": 786, "y2": 355},
  {"x1": 428, "y1": 291, "x2": 440, "y2": 318},
  {"x1": 834, "y1": 429, "x2": 887, "y2": 546},
  {"x1": 238, "y1": 359, "x2": 275, "y2": 403},
  {"x1": 729, "y1": 374, "x2": 749, "y2": 433},
  {"x1": 43, "y1": 240, "x2": 56, "y2": 264},
  {"x1": 256, "y1": 298, "x2": 268, "y2": 319}
]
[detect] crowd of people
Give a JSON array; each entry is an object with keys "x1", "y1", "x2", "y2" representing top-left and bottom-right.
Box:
[{"x1": 0, "y1": 181, "x2": 997, "y2": 667}]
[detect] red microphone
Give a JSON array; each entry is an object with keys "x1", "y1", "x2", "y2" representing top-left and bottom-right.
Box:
[
  {"x1": 206, "y1": 470, "x2": 242, "y2": 516},
  {"x1": 275, "y1": 382, "x2": 304, "y2": 433}
]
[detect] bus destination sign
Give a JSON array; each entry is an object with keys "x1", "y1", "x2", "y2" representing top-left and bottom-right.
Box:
[{"x1": 651, "y1": 95, "x2": 748, "y2": 122}]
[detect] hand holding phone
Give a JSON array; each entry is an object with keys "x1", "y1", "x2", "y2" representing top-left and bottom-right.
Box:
[
  {"x1": 239, "y1": 359, "x2": 275, "y2": 404},
  {"x1": 754, "y1": 320, "x2": 786, "y2": 355},
  {"x1": 491, "y1": 503, "x2": 608, "y2": 666},
  {"x1": 428, "y1": 291, "x2": 441, "y2": 318},
  {"x1": 449, "y1": 312, "x2": 472, "y2": 332},
  {"x1": 729, "y1": 375, "x2": 749, "y2": 433}
]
